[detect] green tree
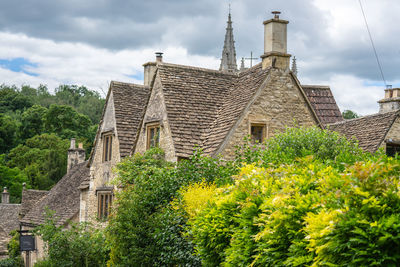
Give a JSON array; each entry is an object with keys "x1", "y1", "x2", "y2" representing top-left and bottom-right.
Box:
[
  {"x1": 19, "y1": 105, "x2": 47, "y2": 140},
  {"x1": 45, "y1": 104, "x2": 92, "y2": 140},
  {"x1": 0, "y1": 155, "x2": 29, "y2": 203},
  {"x1": 342, "y1": 109, "x2": 359, "y2": 119},
  {"x1": 0, "y1": 85, "x2": 32, "y2": 112},
  {"x1": 0, "y1": 114, "x2": 18, "y2": 154},
  {"x1": 7, "y1": 134, "x2": 69, "y2": 189}
]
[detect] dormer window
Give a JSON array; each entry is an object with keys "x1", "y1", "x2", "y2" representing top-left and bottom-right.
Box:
[
  {"x1": 102, "y1": 133, "x2": 112, "y2": 162},
  {"x1": 146, "y1": 124, "x2": 160, "y2": 149}
]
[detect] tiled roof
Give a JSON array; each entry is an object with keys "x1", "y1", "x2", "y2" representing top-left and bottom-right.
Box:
[
  {"x1": 111, "y1": 82, "x2": 151, "y2": 158},
  {"x1": 21, "y1": 162, "x2": 89, "y2": 227},
  {"x1": 201, "y1": 64, "x2": 269, "y2": 155},
  {"x1": 158, "y1": 63, "x2": 334, "y2": 157},
  {"x1": 0, "y1": 204, "x2": 20, "y2": 256},
  {"x1": 328, "y1": 111, "x2": 399, "y2": 153},
  {"x1": 0, "y1": 204, "x2": 20, "y2": 234},
  {"x1": 20, "y1": 189, "x2": 48, "y2": 218},
  {"x1": 302, "y1": 85, "x2": 343, "y2": 125},
  {"x1": 159, "y1": 63, "x2": 236, "y2": 157}
]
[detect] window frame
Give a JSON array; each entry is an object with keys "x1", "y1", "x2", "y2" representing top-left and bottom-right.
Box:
[
  {"x1": 102, "y1": 132, "x2": 113, "y2": 162},
  {"x1": 386, "y1": 139, "x2": 400, "y2": 157},
  {"x1": 97, "y1": 190, "x2": 113, "y2": 220},
  {"x1": 250, "y1": 122, "x2": 267, "y2": 144},
  {"x1": 146, "y1": 123, "x2": 160, "y2": 149}
]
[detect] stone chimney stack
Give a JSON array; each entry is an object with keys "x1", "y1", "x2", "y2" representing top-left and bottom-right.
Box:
[
  {"x1": 378, "y1": 86, "x2": 400, "y2": 113},
  {"x1": 67, "y1": 138, "x2": 85, "y2": 173},
  {"x1": 143, "y1": 52, "x2": 162, "y2": 86},
  {"x1": 261, "y1": 11, "x2": 291, "y2": 70},
  {"x1": 2, "y1": 187, "x2": 9, "y2": 204}
]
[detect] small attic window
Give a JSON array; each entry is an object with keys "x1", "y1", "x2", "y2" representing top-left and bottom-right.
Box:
[
  {"x1": 146, "y1": 124, "x2": 160, "y2": 149},
  {"x1": 251, "y1": 123, "x2": 266, "y2": 144},
  {"x1": 386, "y1": 143, "x2": 400, "y2": 157},
  {"x1": 102, "y1": 133, "x2": 112, "y2": 162}
]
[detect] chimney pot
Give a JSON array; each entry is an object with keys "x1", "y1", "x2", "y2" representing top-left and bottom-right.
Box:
[
  {"x1": 272, "y1": 11, "x2": 281, "y2": 19},
  {"x1": 2, "y1": 187, "x2": 9, "y2": 204},
  {"x1": 70, "y1": 138, "x2": 76, "y2": 149},
  {"x1": 155, "y1": 52, "x2": 163, "y2": 63},
  {"x1": 78, "y1": 143, "x2": 83, "y2": 149},
  {"x1": 22, "y1": 182, "x2": 26, "y2": 190}
]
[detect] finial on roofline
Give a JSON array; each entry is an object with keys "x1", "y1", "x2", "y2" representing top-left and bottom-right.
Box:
[{"x1": 291, "y1": 56, "x2": 298, "y2": 76}]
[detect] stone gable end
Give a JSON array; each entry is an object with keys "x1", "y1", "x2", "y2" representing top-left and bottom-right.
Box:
[
  {"x1": 219, "y1": 68, "x2": 319, "y2": 159},
  {"x1": 82, "y1": 91, "x2": 121, "y2": 223},
  {"x1": 380, "y1": 115, "x2": 400, "y2": 150},
  {"x1": 135, "y1": 72, "x2": 177, "y2": 161}
]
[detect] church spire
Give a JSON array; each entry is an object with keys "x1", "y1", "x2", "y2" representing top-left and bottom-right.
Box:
[
  {"x1": 291, "y1": 56, "x2": 298, "y2": 76},
  {"x1": 219, "y1": 10, "x2": 238, "y2": 73}
]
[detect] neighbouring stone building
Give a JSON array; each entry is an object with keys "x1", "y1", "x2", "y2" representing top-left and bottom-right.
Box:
[
  {"x1": 0, "y1": 188, "x2": 20, "y2": 259},
  {"x1": 79, "y1": 11, "x2": 344, "y2": 224},
  {"x1": 329, "y1": 86, "x2": 400, "y2": 155},
  {"x1": 19, "y1": 139, "x2": 89, "y2": 266}
]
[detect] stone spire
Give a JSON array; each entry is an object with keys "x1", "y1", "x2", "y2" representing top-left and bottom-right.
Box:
[
  {"x1": 240, "y1": 57, "x2": 246, "y2": 71},
  {"x1": 291, "y1": 56, "x2": 298, "y2": 76},
  {"x1": 219, "y1": 11, "x2": 238, "y2": 73}
]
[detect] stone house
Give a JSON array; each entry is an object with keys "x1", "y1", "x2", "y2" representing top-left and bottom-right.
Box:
[
  {"x1": 79, "y1": 12, "x2": 343, "y2": 224},
  {"x1": 19, "y1": 139, "x2": 88, "y2": 266},
  {"x1": 329, "y1": 87, "x2": 400, "y2": 155}
]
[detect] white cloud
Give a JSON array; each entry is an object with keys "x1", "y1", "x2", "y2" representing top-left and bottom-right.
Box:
[{"x1": 0, "y1": 32, "x2": 219, "y2": 96}]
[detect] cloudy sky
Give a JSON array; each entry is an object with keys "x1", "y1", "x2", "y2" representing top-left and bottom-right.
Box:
[{"x1": 1, "y1": 0, "x2": 399, "y2": 115}]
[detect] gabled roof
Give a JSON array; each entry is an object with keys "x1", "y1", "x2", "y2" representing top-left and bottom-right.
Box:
[
  {"x1": 20, "y1": 189, "x2": 48, "y2": 218},
  {"x1": 88, "y1": 82, "x2": 150, "y2": 165},
  {"x1": 158, "y1": 63, "x2": 236, "y2": 157},
  {"x1": 302, "y1": 85, "x2": 343, "y2": 125},
  {"x1": 21, "y1": 162, "x2": 89, "y2": 227},
  {"x1": 202, "y1": 64, "x2": 269, "y2": 155},
  {"x1": 157, "y1": 62, "x2": 324, "y2": 157},
  {"x1": 112, "y1": 82, "x2": 150, "y2": 157},
  {"x1": 328, "y1": 111, "x2": 399, "y2": 153}
]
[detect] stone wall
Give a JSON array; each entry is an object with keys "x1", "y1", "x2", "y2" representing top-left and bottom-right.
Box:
[
  {"x1": 135, "y1": 72, "x2": 177, "y2": 162},
  {"x1": 381, "y1": 116, "x2": 400, "y2": 149},
  {"x1": 219, "y1": 69, "x2": 318, "y2": 159}
]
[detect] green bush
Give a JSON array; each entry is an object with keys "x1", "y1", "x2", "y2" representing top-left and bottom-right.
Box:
[
  {"x1": 236, "y1": 126, "x2": 366, "y2": 170},
  {"x1": 35, "y1": 211, "x2": 109, "y2": 267},
  {"x1": 106, "y1": 148, "x2": 238, "y2": 266}
]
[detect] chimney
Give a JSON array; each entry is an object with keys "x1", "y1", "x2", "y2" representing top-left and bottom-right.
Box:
[
  {"x1": 67, "y1": 138, "x2": 85, "y2": 173},
  {"x1": 143, "y1": 52, "x2": 162, "y2": 86},
  {"x1": 261, "y1": 11, "x2": 291, "y2": 70},
  {"x1": 155, "y1": 52, "x2": 163, "y2": 63},
  {"x1": 2, "y1": 187, "x2": 9, "y2": 204},
  {"x1": 378, "y1": 85, "x2": 400, "y2": 113}
]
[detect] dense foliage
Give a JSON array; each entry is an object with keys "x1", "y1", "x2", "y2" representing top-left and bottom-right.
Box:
[
  {"x1": 0, "y1": 84, "x2": 104, "y2": 201},
  {"x1": 106, "y1": 148, "x2": 238, "y2": 266},
  {"x1": 105, "y1": 126, "x2": 400, "y2": 266},
  {"x1": 34, "y1": 211, "x2": 109, "y2": 267}
]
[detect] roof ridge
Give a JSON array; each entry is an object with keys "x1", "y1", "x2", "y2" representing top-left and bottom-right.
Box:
[
  {"x1": 111, "y1": 80, "x2": 147, "y2": 87},
  {"x1": 302, "y1": 85, "x2": 330, "y2": 89},
  {"x1": 159, "y1": 62, "x2": 238, "y2": 76}
]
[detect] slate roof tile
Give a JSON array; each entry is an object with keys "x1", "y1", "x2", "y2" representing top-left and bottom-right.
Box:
[
  {"x1": 302, "y1": 85, "x2": 343, "y2": 125},
  {"x1": 21, "y1": 162, "x2": 89, "y2": 227}
]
